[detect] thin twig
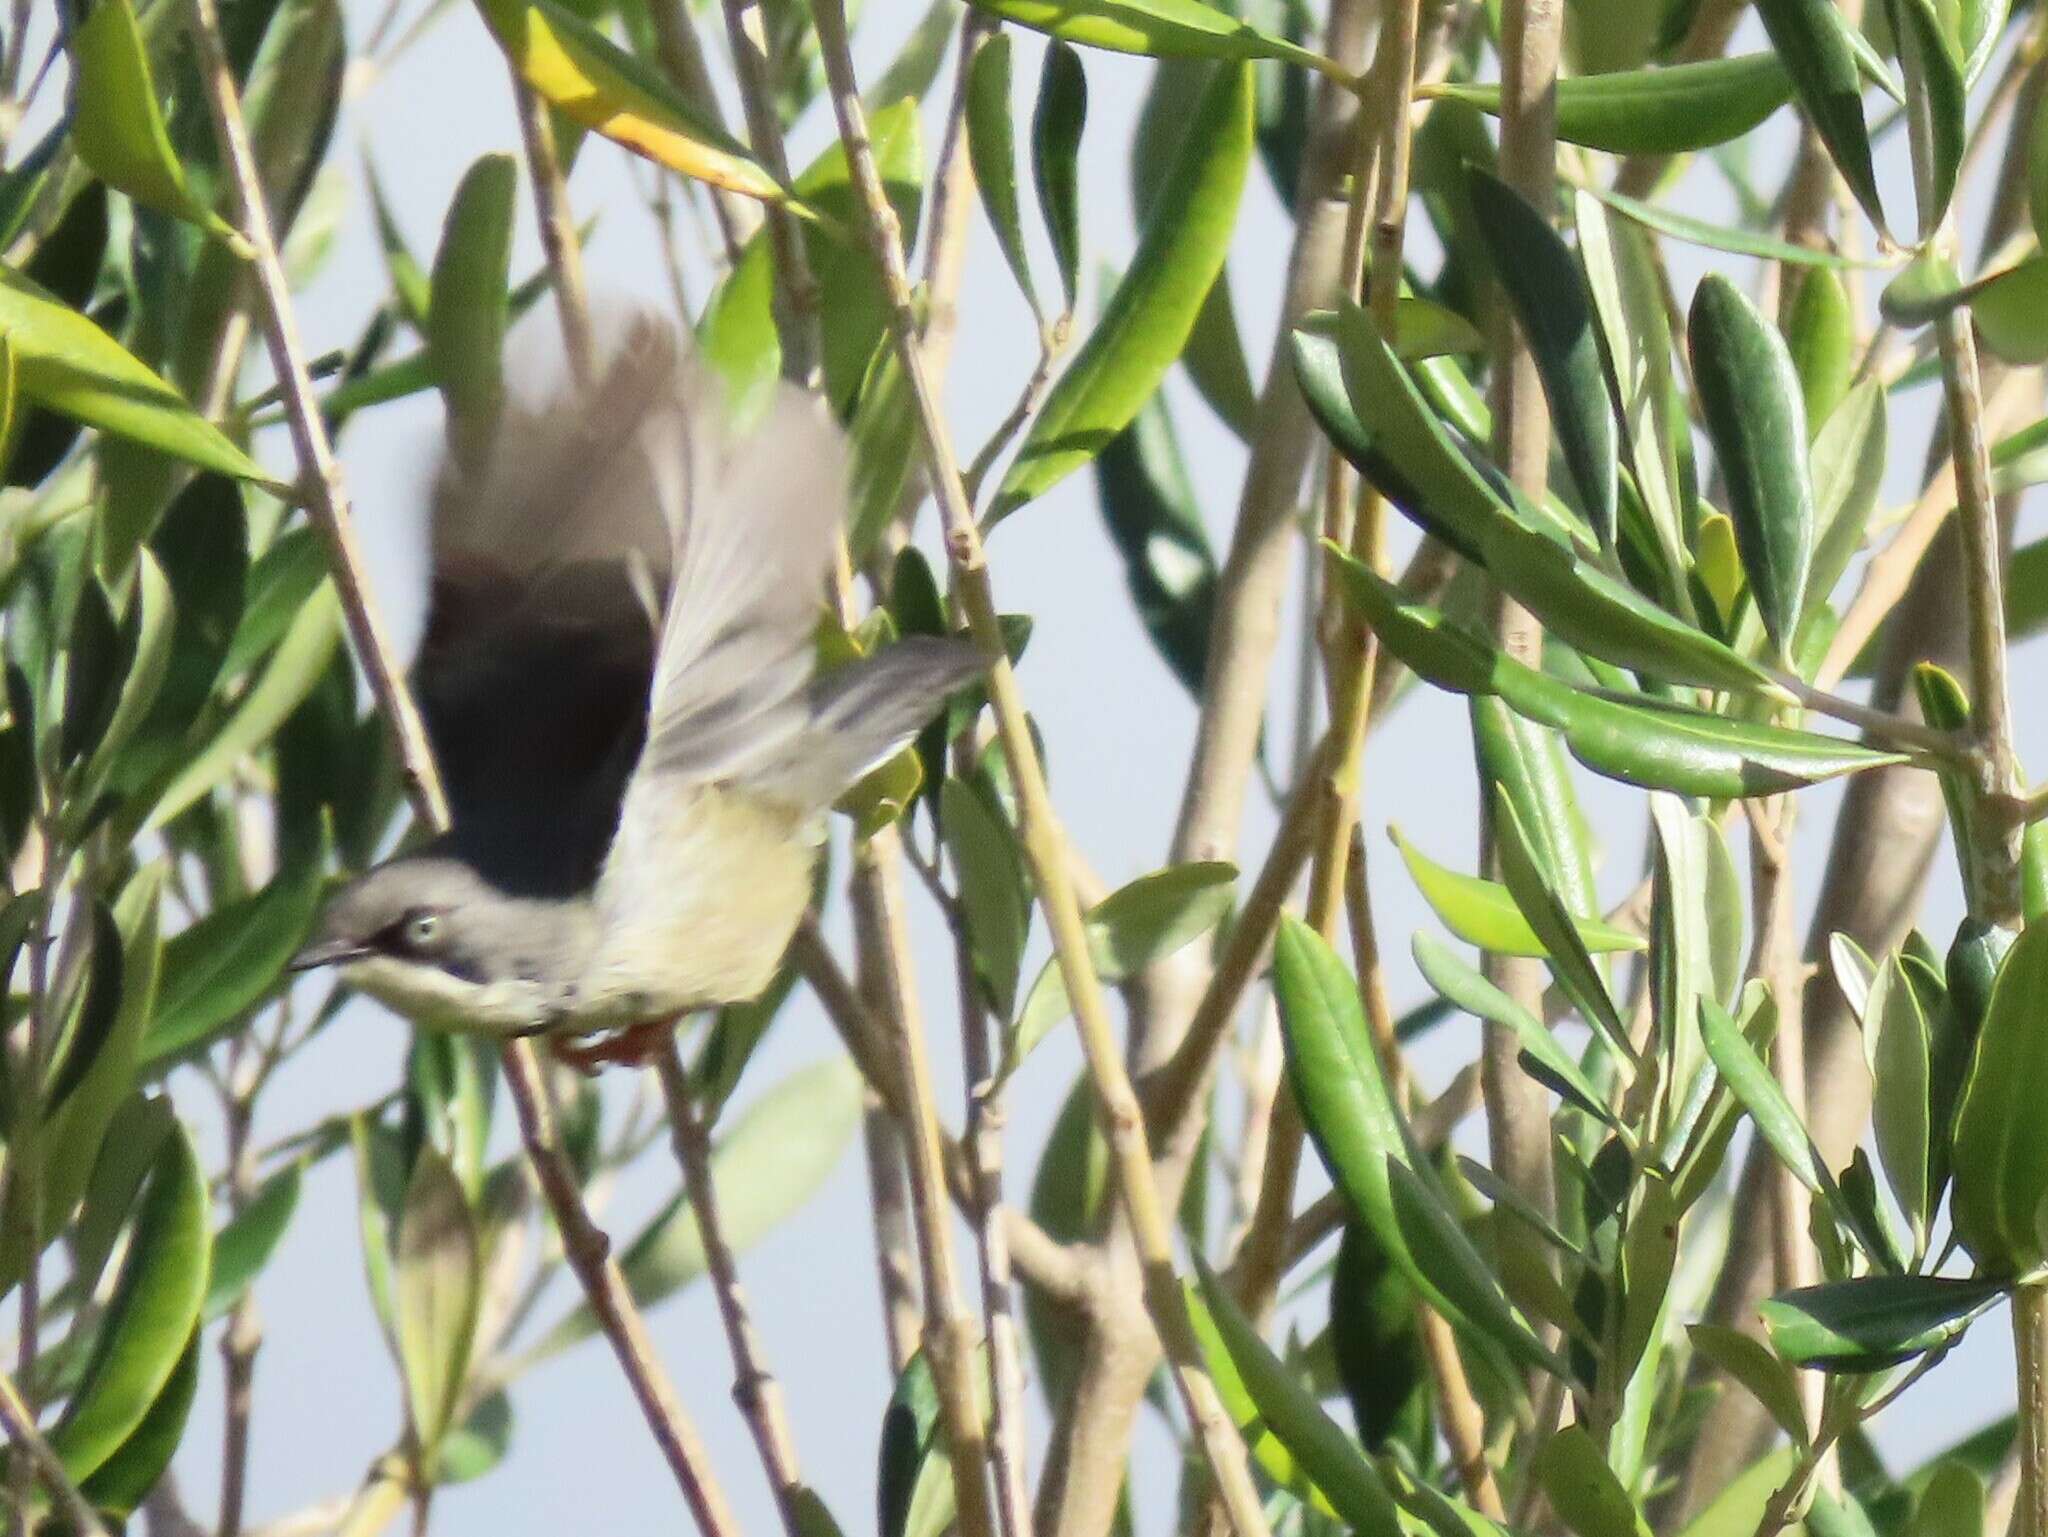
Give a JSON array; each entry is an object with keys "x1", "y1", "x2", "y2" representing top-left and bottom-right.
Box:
[
  {"x1": 807, "y1": 6, "x2": 1271, "y2": 1534},
  {"x1": 849, "y1": 838, "x2": 1000, "y2": 1537},
  {"x1": 0, "y1": 1365, "x2": 109, "y2": 1537},
  {"x1": 500, "y1": 1047, "x2": 742, "y2": 1537},
  {"x1": 511, "y1": 80, "x2": 596, "y2": 385},
  {"x1": 646, "y1": 0, "x2": 758, "y2": 262},
  {"x1": 654, "y1": 1044, "x2": 808, "y2": 1537},
  {"x1": 183, "y1": 0, "x2": 449, "y2": 833},
  {"x1": 1482, "y1": 0, "x2": 1565, "y2": 1277}
]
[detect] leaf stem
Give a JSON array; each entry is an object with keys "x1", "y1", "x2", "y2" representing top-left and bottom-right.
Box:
[{"x1": 653, "y1": 1044, "x2": 809, "y2": 1537}]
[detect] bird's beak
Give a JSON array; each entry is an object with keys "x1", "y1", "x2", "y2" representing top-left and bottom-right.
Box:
[{"x1": 287, "y1": 938, "x2": 370, "y2": 973}]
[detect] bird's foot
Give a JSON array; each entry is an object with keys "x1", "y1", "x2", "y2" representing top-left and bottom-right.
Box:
[{"x1": 549, "y1": 1018, "x2": 678, "y2": 1075}]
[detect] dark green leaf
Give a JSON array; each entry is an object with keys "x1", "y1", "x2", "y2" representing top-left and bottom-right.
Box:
[
  {"x1": 1092, "y1": 393, "x2": 1216, "y2": 693},
  {"x1": 1032, "y1": 41, "x2": 1087, "y2": 312},
  {"x1": 969, "y1": 33, "x2": 1042, "y2": 318},
  {"x1": 1274, "y1": 916, "x2": 1560, "y2": 1375},
  {"x1": 970, "y1": 0, "x2": 1339, "y2": 69},
  {"x1": 1537, "y1": 1424, "x2": 1652, "y2": 1537},
  {"x1": 203, "y1": 1162, "x2": 303, "y2": 1320},
  {"x1": 1760, "y1": 1275, "x2": 2002, "y2": 1370},
  {"x1": 1952, "y1": 920, "x2": 2048, "y2": 1272},
  {"x1": 1889, "y1": 0, "x2": 1966, "y2": 238},
  {"x1": 50, "y1": 1121, "x2": 209, "y2": 1484},
  {"x1": 76, "y1": 1325, "x2": 200, "y2": 1520},
  {"x1": 143, "y1": 836, "x2": 327, "y2": 1066},
  {"x1": 1331, "y1": 1220, "x2": 1428, "y2": 1454},
  {"x1": 1188, "y1": 1260, "x2": 1402, "y2": 1533},
  {"x1": 1909, "y1": 1463, "x2": 1986, "y2": 1537},
  {"x1": 1465, "y1": 168, "x2": 1617, "y2": 549},
  {"x1": 1491, "y1": 787, "x2": 1631, "y2": 1057},
  {"x1": 1700, "y1": 997, "x2": 1823, "y2": 1194},
  {"x1": 992, "y1": 61, "x2": 1251, "y2": 518},
  {"x1": 1688, "y1": 274, "x2": 1814, "y2": 662},
  {"x1": 395, "y1": 1145, "x2": 481, "y2": 1450},
  {"x1": 1752, "y1": 0, "x2": 1886, "y2": 232},
  {"x1": 942, "y1": 777, "x2": 1031, "y2": 1019},
  {"x1": 1431, "y1": 52, "x2": 1792, "y2": 154},
  {"x1": 428, "y1": 153, "x2": 517, "y2": 470}
]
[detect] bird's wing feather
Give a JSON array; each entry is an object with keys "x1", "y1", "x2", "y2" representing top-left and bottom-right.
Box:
[
  {"x1": 589, "y1": 354, "x2": 988, "y2": 1008},
  {"x1": 413, "y1": 315, "x2": 684, "y2": 895}
]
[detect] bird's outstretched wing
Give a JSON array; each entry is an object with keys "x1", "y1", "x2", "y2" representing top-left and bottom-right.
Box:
[
  {"x1": 413, "y1": 315, "x2": 685, "y2": 897},
  {"x1": 588, "y1": 335, "x2": 986, "y2": 1007}
]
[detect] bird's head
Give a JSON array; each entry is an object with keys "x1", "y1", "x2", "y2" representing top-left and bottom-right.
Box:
[{"x1": 290, "y1": 856, "x2": 575, "y2": 1034}]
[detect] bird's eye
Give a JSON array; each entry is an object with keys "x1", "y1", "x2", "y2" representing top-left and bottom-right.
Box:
[{"x1": 401, "y1": 910, "x2": 442, "y2": 950}]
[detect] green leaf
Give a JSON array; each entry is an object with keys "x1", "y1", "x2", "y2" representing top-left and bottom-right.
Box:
[
  {"x1": 970, "y1": 0, "x2": 1339, "y2": 70},
  {"x1": 146, "y1": 582, "x2": 342, "y2": 831},
  {"x1": 531, "y1": 1060, "x2": 859, "y2": 1360},
  {"x1": 472, "y1": 0, "x2": 783, "y2": 200},
  {"x1": 143, "y1": 836, "x2": 327, "y2": 1067},
  {"x1": 1431, "y1": 52, "x2": 1792, "y2": 154},
  {"x1": 1807, "y1": 380, "x2": 1888, "y2": 614},
  {"x1": 50, "y1": 1120, "x2": 209, "y2": 1484},
  {"x1": 1688, "y1": 274, "x2": 1814, "y2": 662},
  {"x1": 1032, "y1": 41, "x2": 1087, "y2": 312},
  {"x1": 1187, "y1": 1262, "x2": 1402, "y2": 1533},
  {"x1": 1574, "y1": 191, "x2": 1688, "y2": 587},
  {"x1": 1952, "y1": 921, "x2": 2048, "y2": 1272},
  {"x1": 1331, "y1": 1219, "x2": 1428, "y2": 1455},
  {"x1": 845, "y1": 338, "x2": 917, "y2": 564},
  {"x1": 1490, "y1": 786, "x2": 1631, "y2": 1057},
  {"x1": 1863, "y1": 955, "x2": 1932, "y2": 1248},
  {"x1": 1465, "y1": 169, "x2": 1616, "y2": 550},
  {"x1": 1676, "y1": 1448, "x2": 1800, "y2": 1537},
  {"x1": 1968, "y1": 254, "x2": 2048, "y2": 365},
  {"x1": 1787, "y1": 269, "x2": 1855, "y2": 435},
  {"x1": 967, "y1": 33, "x2": 1042, "y2": 318},
  {"x1": 429, "y1": 154, "x2": 517, "y2": 470},
  {"x1": 1323, "y1": 307, "x2": 1774, "y2": 695},
  {"x1": 1329, "y1": 547, "x2": 1903, "y2": 796},
  {"x1": 1009, "y1": 860, "x2": 1235, "y2": 1067},
  {"x1": 1700, "y1": 997, "x2": 1823, "y2": 1194},
  {"x1": 1759, "y1": 1275, "x2": 2002, "y2": 1370},
  {"x1": 1909, "y1": 1462, "x2": 1986, "y2": 1537},
  {"x1": 0, "y1": 264, "x2": 272, "y2": 487},
  {"x1": 1687, "y1": 1322, "x2": 1809, "y2": 1445},
  {"x1": 27, "y1": 870, "x2": 164, "y2": 1268},
  {"x1": 1274, "y1": 917, "x2": 1561, "y2": 1376},
  {"x1": 1753, "y1": 0, "x2": 1887, "y2": 233},
  {"x1": 71, "y1": 0, "x2": 245, "y2": 249},
  {"x1": 366, "y1": 155, "x2": 432, "y2": 328},
  {"x1": 395, "y1": 1145, "x2": 481, "y2": 1451},
  {"x1": 1890, "y1": 0, "x2": 1966, "y2": 238},
  {"x1": 438, "y1": 1391, "x2": 514, "y2": 1484},
  {"x1": 1394, "y1": 827, "x2": 1644, "y2": 960},
  {"x1": 2029, "y1": 86, "x2": 2048, "y2": 252},
  {"x1": 942, "y1": 777, "x2": 1032, "y2": 1019},
  {"x1": 203, "y1": 1162, "x2": 303, "y2": 1320},
  {"x1": 698, "y1": 243, "x2": 780, "y2": 426},
  {"x1": 1413, "y1": 931, "x2": 1622, "y2": 1133},
  {"x1": 1092, "y1": 393, "x2": 1216, "y2": 694},
  {"x1": 76, "y1": 1324, "x2": 200, "y2": 1520},
  {"x1": 1537, "y1": 1424, "x2": 1653, "y2": 1537},
  {"x1": 1573, "y1": 179, "x2": 1876, "y2": 269},
  {"x1": 991, "y1": 60, "x2": 1252, "y2": 520}
]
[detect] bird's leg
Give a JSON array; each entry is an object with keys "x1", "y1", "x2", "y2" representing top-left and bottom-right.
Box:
[{"x1": 550, "y1": 1016, "x2": 682, "y2": 1075}]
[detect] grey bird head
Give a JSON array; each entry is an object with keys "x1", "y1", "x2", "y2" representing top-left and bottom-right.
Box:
[{"x1": 290, "y1": 855, "x2": 595, "y2": 1035}]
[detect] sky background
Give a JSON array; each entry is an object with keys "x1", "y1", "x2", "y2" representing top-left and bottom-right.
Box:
[{"x1": 59, "y1": 0, "x2": 2048, "y2": 1531}]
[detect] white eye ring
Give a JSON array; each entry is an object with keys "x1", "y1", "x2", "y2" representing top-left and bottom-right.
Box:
[{"x1": 404, "y1": 912, "x2": 441, "y2": 948}]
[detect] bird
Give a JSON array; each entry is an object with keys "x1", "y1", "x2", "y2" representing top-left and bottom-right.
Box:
[{"x1": 288, "y1": 314, "x2": 986, "y2": 1067}]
